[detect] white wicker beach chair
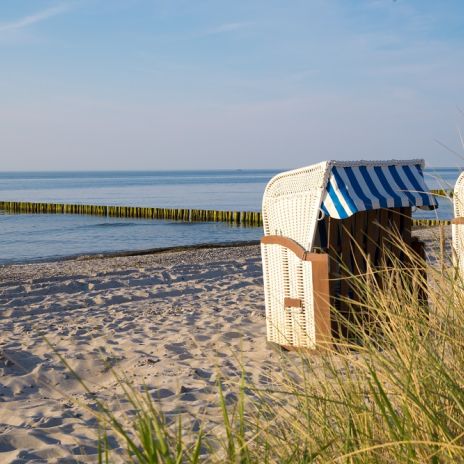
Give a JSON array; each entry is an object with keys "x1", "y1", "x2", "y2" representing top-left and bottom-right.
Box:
[
  {"x1": 261, "y1": 159, "x2": 437, "y2": 350},
  {"x1": 452, "y1": 172, "x2": 464, "y2": 275}
]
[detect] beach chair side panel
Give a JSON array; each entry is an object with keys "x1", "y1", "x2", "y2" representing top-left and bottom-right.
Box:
[
  {"x1": 261, "y1": 242, "x2": 330, "y2": 348},
  {"x1": 261, "y1": 163, "x2": 330, "y2": 348},
  {"x1": 453, "y1": 172, "x2": 464, "y2": 274}
]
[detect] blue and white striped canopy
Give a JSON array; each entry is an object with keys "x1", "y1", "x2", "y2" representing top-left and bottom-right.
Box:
[{"x1": 320, "y1": 162, "x2": 438, "y2": 220}]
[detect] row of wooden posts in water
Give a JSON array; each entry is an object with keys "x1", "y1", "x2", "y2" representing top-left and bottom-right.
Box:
[
  {"x1": 0, "y1": 199, "x2": 454, "y2": 227},
  {"x1": 431, "y1": 189, "x2": 453, "y2": 197},
  {"x1": 0, "y1": 201, "x2": 263, "y2": 226}
]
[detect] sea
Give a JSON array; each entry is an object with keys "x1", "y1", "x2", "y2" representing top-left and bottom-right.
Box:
[{"x1": 0, "y1": 168, "x2": 460, "y2": 265}]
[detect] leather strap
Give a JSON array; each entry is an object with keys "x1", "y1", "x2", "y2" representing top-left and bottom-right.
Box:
[
  {"x1": 261, "y1": 235, "x2": 327, "y2": 262},
  {"x1": 284, "y1": 297, "x2": 303, "y2": 308}
]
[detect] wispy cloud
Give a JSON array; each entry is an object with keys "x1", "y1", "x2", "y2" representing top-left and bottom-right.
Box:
[
  {"x1": 204, "y1": 21, "x2": 253, "y2": 36},
  {"x1": 0, "y1": 3, "x2": 71, "y2": 33}
]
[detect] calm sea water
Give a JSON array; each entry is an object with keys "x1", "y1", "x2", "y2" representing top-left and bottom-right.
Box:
[{"x1": 0, "y1": 168, "x2": 460, "y2": 264}]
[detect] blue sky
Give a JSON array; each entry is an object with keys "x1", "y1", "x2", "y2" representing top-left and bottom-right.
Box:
[{"x1": 1, "y1": 0, "x2": 464, "y2": 170}]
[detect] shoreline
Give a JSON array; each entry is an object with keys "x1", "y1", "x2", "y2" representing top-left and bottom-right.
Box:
[
  {"x1": 0, "y1": 224, "x2": 450, "y2": 268},
  {"x1": 0, "y1": 239, "x2": 261, "y2": 267}
]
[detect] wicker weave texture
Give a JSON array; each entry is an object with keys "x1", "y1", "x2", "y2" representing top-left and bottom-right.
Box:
[
  {"x1": 453, "y1": 172, "x2": 464, "y2": 272},
  {"x1": 262, "y1": 162, "x2": 329, "y2": 250},
  {"x1": 261, "y1": 243, "x2": 316, "y2": 347},
  {"x1": 261, "y1": 162, "x2": 329, "y2": 348}
]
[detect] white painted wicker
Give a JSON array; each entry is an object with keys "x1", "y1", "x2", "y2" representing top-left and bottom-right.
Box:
[
  {"x1": 261, "y1": 159, "x2": 428, "y2": 349},
  {"x1": 261, "y1": 162, "x2": 330, "y2": 348},
  {"x1": 453, "y1": 172, "x2": 464, "y2": 274}
]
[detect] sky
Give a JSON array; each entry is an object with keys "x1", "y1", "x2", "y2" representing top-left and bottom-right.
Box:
[{"x1": 1, "y1": 0, "x2": 464, "y2": 170}]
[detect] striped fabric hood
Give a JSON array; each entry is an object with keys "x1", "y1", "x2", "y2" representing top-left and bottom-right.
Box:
[{"x1": 320, "y1": 160, "x2": 438, "y2": 219}]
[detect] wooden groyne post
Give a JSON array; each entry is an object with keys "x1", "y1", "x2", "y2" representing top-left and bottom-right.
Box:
[
  {"x1": 0, "y1": 201, "x2": 263, "y2": 227},
  {"x1": 0, "y1": 200, "x2": 452, "y2": 228}
]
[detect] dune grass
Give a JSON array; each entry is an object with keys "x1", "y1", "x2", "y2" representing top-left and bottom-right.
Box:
[{"x1": 57, "y1": 237, "x2": 464, "y2": 463}]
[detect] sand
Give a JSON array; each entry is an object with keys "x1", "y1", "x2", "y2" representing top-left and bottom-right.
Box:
[
  {"x1": 0, "y1": 244, "x2": 275, "y2": 463},
  {"x1": 0, "y1": 227, "x2": 451, "y2": 463}
]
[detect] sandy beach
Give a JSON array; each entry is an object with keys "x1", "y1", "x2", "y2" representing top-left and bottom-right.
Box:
[
  {"x1": 0, "y1": 227, "x2": 451, "y2": 463},
  {"x1": 0, "y1": 243, "x2": 274, "y2": 462}
]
